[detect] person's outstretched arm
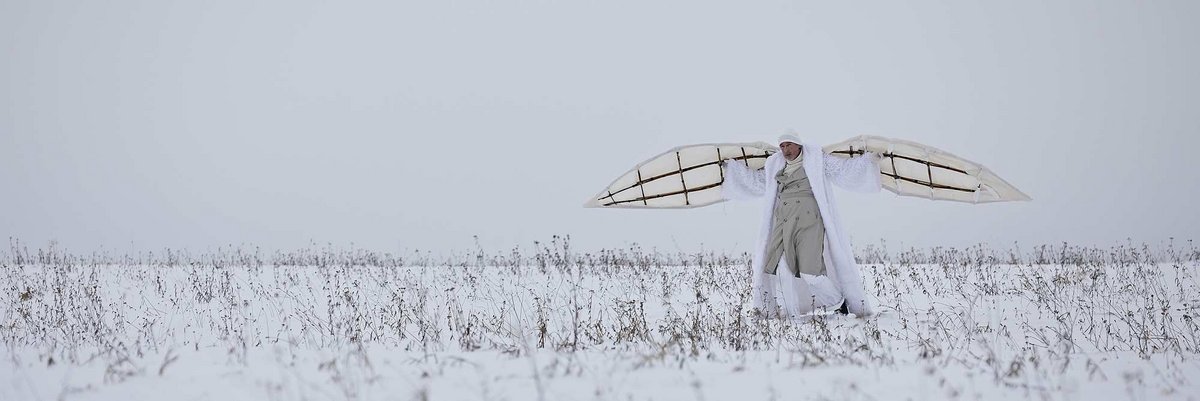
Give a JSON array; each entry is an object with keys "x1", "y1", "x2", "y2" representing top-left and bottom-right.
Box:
[
  {"x1": 823, "y1": 152, "x2": 883, "y2": 193},
  {"x1": 721, "y1": 160, "x2": 767, "y2": 200}
]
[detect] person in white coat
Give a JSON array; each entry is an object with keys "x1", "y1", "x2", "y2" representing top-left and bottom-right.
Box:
[{"x1": 722, "y1": 132, "x2": 882, "y2": 318}]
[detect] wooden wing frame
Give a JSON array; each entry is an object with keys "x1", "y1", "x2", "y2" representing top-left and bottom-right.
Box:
[
  {"x1": 583, "y1": 142, "x2": 776, "y2": 209},
  {"x1": 824, "y1": 135, "x2": 1031, "y2": 203}
]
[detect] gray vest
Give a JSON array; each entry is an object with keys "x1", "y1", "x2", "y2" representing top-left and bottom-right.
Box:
[{"x1": 775, "y1": 164, "x2": 815, "y2": 199}]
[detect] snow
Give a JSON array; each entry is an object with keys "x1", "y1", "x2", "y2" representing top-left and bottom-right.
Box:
[{"x1": 2, "y1": 243, "x2": 1198, "y2": 400}]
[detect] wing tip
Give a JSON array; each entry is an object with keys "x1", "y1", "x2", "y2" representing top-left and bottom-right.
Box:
[{"x1": 1012, "y1": 188, "x2": 1033, "y2": 202}]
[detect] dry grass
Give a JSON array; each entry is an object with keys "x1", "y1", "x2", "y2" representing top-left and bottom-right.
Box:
[{"x1": 2, "y1": 236, "x2": 1198, "y2": 399}]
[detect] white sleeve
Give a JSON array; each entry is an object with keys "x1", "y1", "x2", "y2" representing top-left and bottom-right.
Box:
[
  {"x1": 721, "y1": 160, "x2": 767, "y2": 200},
  {"x1": 823, "y1": 152, "x2": 882, "y2": 193}
]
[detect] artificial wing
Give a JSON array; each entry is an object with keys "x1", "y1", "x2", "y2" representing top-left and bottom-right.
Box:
[
  {"x1": 824, "y1": 135, "x2": 1031, "y2": 203},
  {"x1": 582, "y1": 142, "x2": 776, "y2": 209}
]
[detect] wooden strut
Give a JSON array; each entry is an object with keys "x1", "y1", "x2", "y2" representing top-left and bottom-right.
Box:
[
  {"x1": 831, "y1": 147, "x2": 976, "y2": 193},
  {"x1": 676, "y1": 151, "x2": 690, "y2": 206},
  {"x1": 716, "y1": 148, "x2": 724, "y2": 182},
  {"x1": 926, "y1": 157, "x2": 935, "y2": 199},
  {"x1": 636, "y1": 169, "x2": 647, "y2": 205},
  {"x1": 890, "y1": 151, "x2": 899, "y2": 187},
  {"x1": 603, "y1": 182, "x2": 723, "y2": 206},
  {"x1": 599, "y1": 153, "x2": 769, "y2": 202},
  {"x1": 881, "y1": 172, "x2": 975, "y2": 193},
  {"x1": 830, "y1": 149, "x2": 968, "y2": 175}
]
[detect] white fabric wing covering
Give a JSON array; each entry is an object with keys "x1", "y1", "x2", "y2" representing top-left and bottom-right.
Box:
[
  {"x1": 823, "y1": 135, "x2": 1031, "y2": 203},
  {"x1": 583, "y1": 142, "x2": 775, "y2": 209}
]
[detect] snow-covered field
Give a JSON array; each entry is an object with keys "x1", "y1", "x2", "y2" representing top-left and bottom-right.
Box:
[{"x1": 3, "y1": 239, "x2": 1199, "y2": 401}]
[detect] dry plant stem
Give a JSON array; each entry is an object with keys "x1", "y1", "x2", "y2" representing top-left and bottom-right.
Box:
[{"x1": 0, "y1": 237, "x2": 1196, "y2": 397}]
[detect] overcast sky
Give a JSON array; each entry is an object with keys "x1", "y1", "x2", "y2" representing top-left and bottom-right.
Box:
[{"x1": 2, "y1": 0, "x2": 1197, "y2": 255}]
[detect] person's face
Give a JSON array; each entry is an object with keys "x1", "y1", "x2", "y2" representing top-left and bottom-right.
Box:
[{"x1": 780, "y1": 142, "x2": 801, "y2": 160}]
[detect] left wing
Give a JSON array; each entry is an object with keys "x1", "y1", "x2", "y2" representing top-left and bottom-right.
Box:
[
  {"x1": 824, "y1": 135, "x2": 1031, "y2": 203},
  {"x1": 583, "y1": 142, "x2": 775, "y2": 209}
]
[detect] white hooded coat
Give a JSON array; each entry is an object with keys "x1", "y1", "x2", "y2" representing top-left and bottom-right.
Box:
[{"x1": 722, "y1": 141, "x2": 881, "y2": 317}]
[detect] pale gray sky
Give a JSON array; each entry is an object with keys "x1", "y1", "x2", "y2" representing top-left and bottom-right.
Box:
[{"x1": 2, "y1": 0, "x2": 1197, "y2": 254}]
